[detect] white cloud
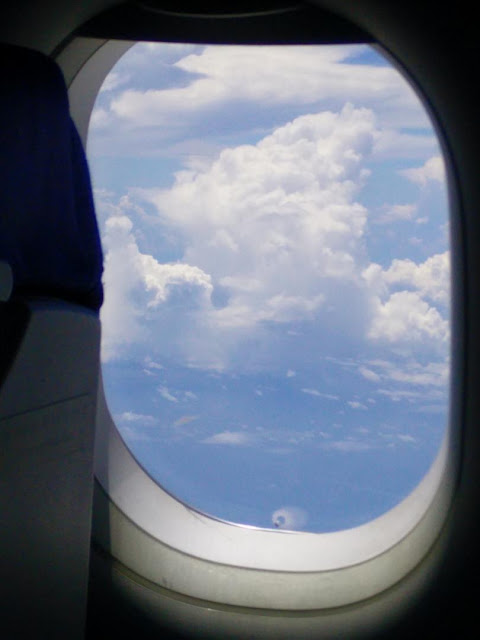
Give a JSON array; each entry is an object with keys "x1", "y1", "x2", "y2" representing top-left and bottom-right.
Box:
[
  {"x1": 329, "y1": 356, "x2": 448, "y2": 410},
  {"x1": 202, "y1": 431, "x2": 250, "y2": 445},
  {"x1": 144, "y1": 357, "x2": 164, "y2": 370},
  {"x1": 173, "y1": 415, "x2": 198, "y2": 427},
  {"x1": 89, "y1": 43, "x2": 433, "y2": 159},
  {"x1": 117, "y1": 411, "x2": 157, "y2": 424},
  {"x1": 106, "y1": 45, "x2": 418, "y2": 127},
  {"x1": 368, "y1": 290, "x2": 448, "y2": 344},
  {"x1": 100, "y1": 71, "x2": 130, "y2": 93},
  {"x1": 348, "y1": 400, "x2": 368, "y2": 410},
  {"x1": 397, "y1": 434, "x2": 416, "y2": 443},
  {"x1": 400, "y1": 155, "x2": 445, "y2": 186},
  {"x1": 135, "y1": 105, "x2": 376, "y2": 344},
  {"x1": 358, "y1": 366, "x2": 380, "y2": 382},
  {"x1": 100, "y1": 215, "x2": 147, "y2": 361},
  {"x1": 158, "y1": 386, "x2": 178, "y2": 403},
  {"x1": 376, "y1": 203, "x2": 418, "y2": 224},
  {"x1": 369, "y1": 358, "x2": 448, "y2": 388},
  {"x1": 302, "y1": 388, "x2": 339, "y2": 400},
  {"x1": 89, "y1": 107, "x2": 110, "y2": 130},
  {"x1": 363, "y1": 252, "x2": 450, "y2": 346},
  {"x1": 98, "y1": 104, "x2": 448, "y2": 370},
  {"x1": 362, "y1": 251, "x2": 450, "y2": 302},
  {"x1": 380, "y1": 252, "x2": 450, "y2": 305},
  {"x1": 140, "y1": 255, "x2": 213, "y2": 309},
  {"x1": 99, "y1": 212, "x2": 213, "y2": 362},
  {"x1": 377, "y1": 388, "x2": 425, "y2": 402}
]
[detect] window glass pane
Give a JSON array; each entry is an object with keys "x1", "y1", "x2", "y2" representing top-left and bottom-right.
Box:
[{"x1": 88, "y1": 43, "x2": 450, "y2": 532}]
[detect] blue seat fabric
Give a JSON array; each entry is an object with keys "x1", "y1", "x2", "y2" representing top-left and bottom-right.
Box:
[{"x1": 0, "y1": 43, "x2": 103, "y2": 311}]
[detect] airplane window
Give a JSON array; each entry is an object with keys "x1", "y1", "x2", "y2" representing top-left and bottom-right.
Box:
[{"x1": 88, "y1": 42, "x2": 450, "y2": 532}]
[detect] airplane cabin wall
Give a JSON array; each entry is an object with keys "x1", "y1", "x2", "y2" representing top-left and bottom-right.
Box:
[
  {"x1": 0, "y1": 0, "x2": 119, "y2": 55},
  {"x1": 1, "y1": 1, "x2": 479, "y2": 638}
]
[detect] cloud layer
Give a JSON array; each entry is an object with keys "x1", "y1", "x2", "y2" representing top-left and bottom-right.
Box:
[
  {"x1": 99, "y1": 102, "x2": 449, "y2": 370},
  {"x1": 89, "y1": 44, "x2": 436, "y2": 161}
]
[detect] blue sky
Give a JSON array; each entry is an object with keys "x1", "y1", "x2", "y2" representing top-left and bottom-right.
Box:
[{"x1": 88, "y1": 43, "x2": 450, "y2": 532}]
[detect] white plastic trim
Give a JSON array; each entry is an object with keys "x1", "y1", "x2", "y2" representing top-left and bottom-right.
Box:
[
  {"x1": 95, "y1": 385, "x2": 449, "y2": 573},
  {"x1": 93, "y1": 375, "x2": 454, "y2": 610}
]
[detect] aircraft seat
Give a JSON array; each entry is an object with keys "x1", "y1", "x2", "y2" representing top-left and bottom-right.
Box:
[{"x1": 0, "y1": 44, "x2": 103, "y2": 639}]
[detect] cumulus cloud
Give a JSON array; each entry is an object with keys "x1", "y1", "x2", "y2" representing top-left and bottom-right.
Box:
[
  {"x1": 363, "y1": 252, "x2": 450, "y2": 345},
  {"x1": 135, "y1": 105, "x2": 375, "y2": 341},
  {"x1": 100, "y1": 215, "x2": 146, "y2": 360},
  {"x1": 364, "y1": 252, "x2": 450, "y2": 304},
  {"x1": 99, "y1": 102, "x2": 449, "y2": 368},
  {"x1": 100, "y1": 105, "x2": 380, "y2": 364},
  {"x1": 400, "y1": 155, "x2": 445, "y2": 186},
  {"x1": 100, "y1": 212, "x2": 213, "y2": 361},
  {"x1": 368, "y1": 290, "x2": 448, "y2": 344},
  {"x1": 95, "y1": 48, "x2": 449, "y2": 369},
  {"x1": 381, "y1": 252, "x2": 450, "y2": 305}
]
